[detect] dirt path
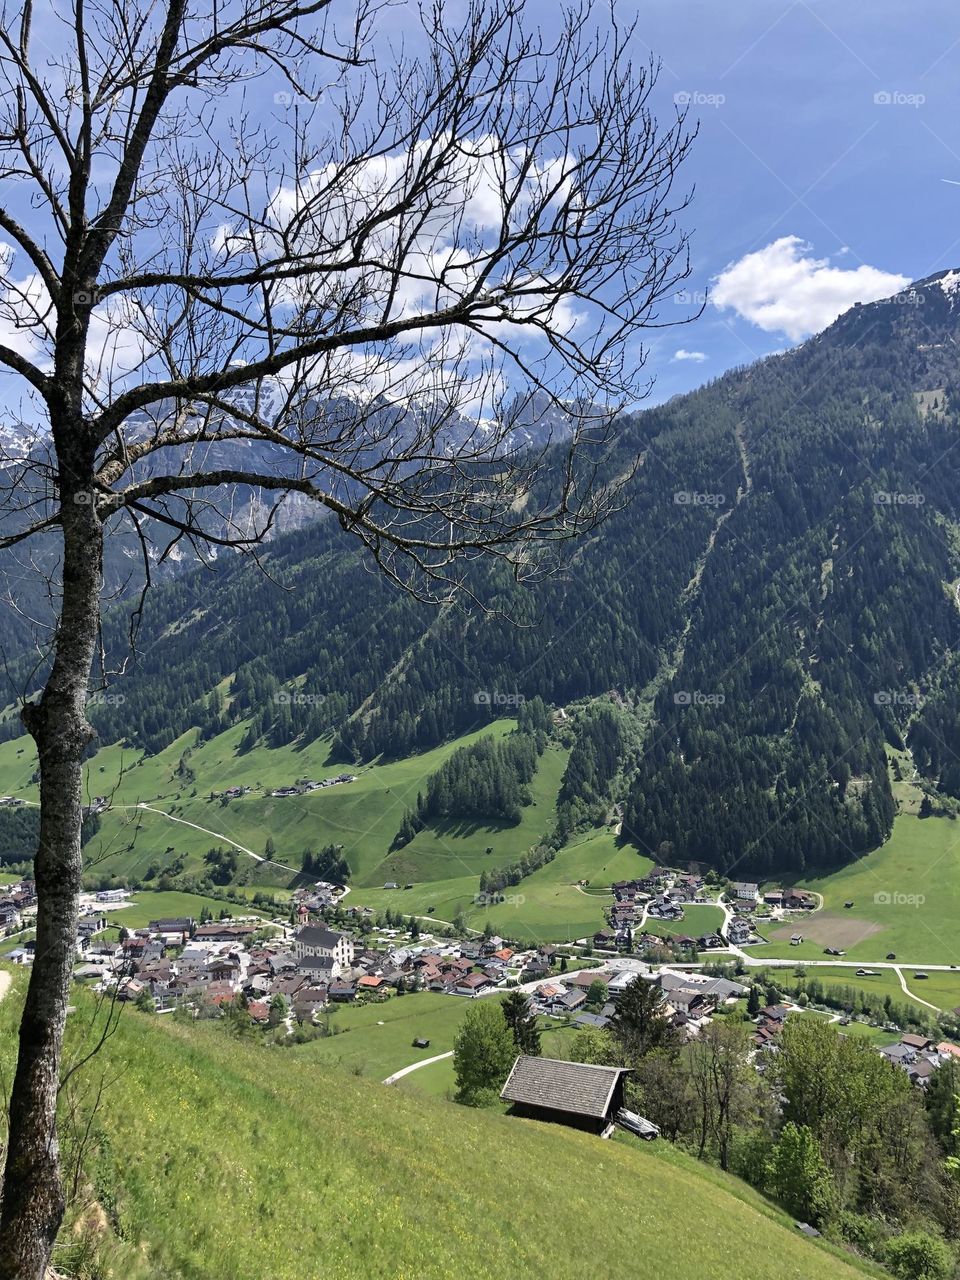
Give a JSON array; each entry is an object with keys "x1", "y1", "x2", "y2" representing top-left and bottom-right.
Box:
[
  {"x1": 894, "y1": 965, "x2": 941, "y2": 1012},
  {"x1": 382, "y1": 1050, "x2": 453, "y2": 1085},
  {"x1": 113, "y1": 803, "x2": 292, "y2": 872}
]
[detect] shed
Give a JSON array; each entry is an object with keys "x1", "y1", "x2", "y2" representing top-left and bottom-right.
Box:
[{"x1": 500, "y1": 1055, "x2": 632, "y2": 1135}]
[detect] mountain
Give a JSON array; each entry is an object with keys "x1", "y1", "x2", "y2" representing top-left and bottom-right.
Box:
[{"x1": 7, "y1": 270, "x2": 960, "y2": 880}]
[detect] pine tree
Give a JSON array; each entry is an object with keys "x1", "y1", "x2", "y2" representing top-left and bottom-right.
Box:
[{"x1": 501, "y1": 991, "x2": 541, "y2": 1056}]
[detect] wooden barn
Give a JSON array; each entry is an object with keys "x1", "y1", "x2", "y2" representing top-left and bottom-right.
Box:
[{"x1": 500, "y1": 1055, "x2": 632, "y2": 1135}]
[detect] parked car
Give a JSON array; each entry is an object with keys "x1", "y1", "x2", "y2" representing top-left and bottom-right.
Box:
[
  {"x1": 886, "y1": 953, "x2": 896, "y2": 960},
  {"x1": 617, "y1": 1109, "x2": 660, "y2": 1140},
  {"x1": 913, "y1": 972, "x2": 928, "y2": 980}
]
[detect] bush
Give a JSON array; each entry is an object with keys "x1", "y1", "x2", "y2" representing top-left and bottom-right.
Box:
[{"x1": 883, "y1": 1232, "x2": 952, "y2": 1280}]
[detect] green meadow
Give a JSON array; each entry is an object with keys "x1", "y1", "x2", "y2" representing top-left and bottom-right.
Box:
[{"x1": 0, "y1": 972, "x2": 876, "y2": 1280}]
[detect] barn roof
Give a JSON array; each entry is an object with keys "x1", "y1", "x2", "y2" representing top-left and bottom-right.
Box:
[{"x1": 500, "y1": 1055, "x2": 630, "y2": 1120}]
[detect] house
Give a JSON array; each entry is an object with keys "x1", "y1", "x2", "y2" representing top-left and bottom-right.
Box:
[
  {"x1": 293, "y1": 986, "x2": 328, "y2": 1019},
  {"x1": 731, "y1": 882, "x2": 759, "y2": 903},
  {"x1": 0, "y1": 900, "x2": 21, "y2": 929},
  {"x1": 294, "y1": 925, "x2": 354, "y2": 977},
  {"x1": 500, "y1": 1055, "x2": 632, "y2": 1135},
  {"x1": 726, "y1": 919, "x2": 753, "y2": 946},
  {"x1": 901, "y1": 1033, "x2": 935, "y2": 1052},
  {"x1": 763, "y1": 889, "x2": 784, "y2": 908},
  {"x1": 328, "y1": 982, "x2": 357, "y2": 1002},
  {"x1": 759, "y1": 1004, "x2": 792, "y2": 1024},
  {"x1": 247, "y1": 1000, "x2": 271, "y2": 1024},
  {"x1": 593, "y1": 929, "x2": 618, "y2": 949},
  {"x1": 455, "y1": 973, "x2": 495, "y2": 997},
  {"x1": 783, "y1": 889, "x2": 816, "y2": 910},
  {"x1": 573, "y1": 1011, "x2": 611, "y2": 1030},
  {"x1": 357, "y1": 975, "x2": 386, "y2": 993},
  {"x1": 559, "y1": 989, "x2": 587, "y2": 1013},
  {"x1": 297, "y1": 954, "x2": 336, "y2": 979}
]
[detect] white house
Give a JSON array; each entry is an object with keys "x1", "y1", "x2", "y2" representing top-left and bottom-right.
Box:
[
  {"x1": 294, "y1": 925, "x2": 354, "y2": 978},
  {"x1": 731, "y1": 882, "x2": 759, "y2": 903}
]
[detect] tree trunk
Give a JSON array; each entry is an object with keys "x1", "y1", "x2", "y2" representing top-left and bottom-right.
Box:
[{"x1": 0, "y1": 483, "x2": 103, "y2": 1280}]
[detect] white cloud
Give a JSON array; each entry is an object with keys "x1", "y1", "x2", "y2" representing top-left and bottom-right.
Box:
[
  {"x1": 710, "y1": 236, "x2": 909, "y2": 341},
  {"x1": 672, "y1": 348, "x2": 707, "y2": 363}
]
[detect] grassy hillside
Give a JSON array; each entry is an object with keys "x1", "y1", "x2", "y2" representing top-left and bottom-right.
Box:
[
  {"x1": 752, "y1": 813, "x2": 960, "y2": 966},
  {"x1": 0, "y1": 972, "x2": 876, "y2": 1280}
]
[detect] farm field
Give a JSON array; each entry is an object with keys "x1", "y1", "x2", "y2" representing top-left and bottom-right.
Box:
[{"x1": 751, "y1": 813, "x2": 960, "y2": 966}]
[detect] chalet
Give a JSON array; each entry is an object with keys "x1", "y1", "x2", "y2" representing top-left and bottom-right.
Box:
[
  {"x1": 783, "y1": 889, "x2": 816, "y2": 911},
  {"x1": 293, "y1": 986, "x2": 329, "y2": 1019},
  {"x1": 357, "y1": 975, "x2": 386, "y2": 993},
  {"x1": 500, "y1": 1056, "x2": 632, "y2": 1135},
  {"x1": 698, "y1": 933, "x2": 725, "y2": 950},
  {"x1": 559, "y1": 989, "x2": 587, "y2": 1013},
  {"x1": 456, "y1": 973, "x2": 495, "y2": 997},
  {"x1": 0, "y1": 900, "x2": 21, "y2": 928},
  {"x1": 759, "y1": 1004, "x2": 792, "y2": 1024},
  {"x1": 901, "y1": 1033, "x2": 935, "y2": 1052},
  {"x1": 563, "y1": 971, "x2": 606, "y2": 993},
  {"x1": 294, "y1": 925, "x2": 354, "y2": 977},
  {"x1": 726, "y1": 919, "x2": 753, "y2": 946},
  {"x1": 593, "y1": 928, "x2": 618, "y2": 949},
  {"x1": 573, "y1": 1011, "x2": 611, "y2": 1030},
  {"x1": 328, "y1": 982, "x2": 357, "y2": 1002},
  {"x1": 731, "y1": 882, "x2": 759, "y2": 903},
  {"x1": 247, "y1": 1000, "x2": 270, "y2": 1024},
  {"x1": 763, "y1": 889, "x2": 784, "y2": 908}
]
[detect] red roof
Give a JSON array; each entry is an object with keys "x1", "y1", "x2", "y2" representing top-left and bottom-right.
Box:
[
  {"x1": 248, "y1": 1000, "x2": 270, "y2": 1022},
  {"x1": 357, "y1": 975, "x2": 384, "y2": 988}
]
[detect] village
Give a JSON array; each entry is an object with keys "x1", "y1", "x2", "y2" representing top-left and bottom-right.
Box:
[{"x1": 2, "y1": 870, "x2": 954, "y2": 1101}]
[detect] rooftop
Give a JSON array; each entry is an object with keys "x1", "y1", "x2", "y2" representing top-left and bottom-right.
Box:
[{"x1": 500, "y1": 1055, "x2": 630, "y2": 1120}]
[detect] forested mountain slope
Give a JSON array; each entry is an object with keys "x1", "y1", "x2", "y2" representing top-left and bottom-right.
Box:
[{"x1": 6, "y1": 272, "x2": 960, "y2": 879}]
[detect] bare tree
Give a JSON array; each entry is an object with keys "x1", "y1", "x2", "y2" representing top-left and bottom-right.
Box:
[{"x1": 0, "y1": 0, "x2": 694, "y2": 1271}]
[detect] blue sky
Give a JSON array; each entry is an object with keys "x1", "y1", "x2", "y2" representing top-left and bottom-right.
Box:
[{"x1": 573, "y1": 0, "x2": 960, "y2": 403}]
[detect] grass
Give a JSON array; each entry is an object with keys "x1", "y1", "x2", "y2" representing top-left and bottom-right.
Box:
[
  {"x1": 0, "y1": 970, "x2": 876, "y2": 1280},
  {"x1": 290, "y1": 992, "x2": 480, "y2": 1082},
  {"x1": 760, "y1": 963, "x2": 960, "y2": 1017},
  {"x1": 760, "y1": 813, "x2": 960, "y2": 965},
  {"x1": 90, "y1": 889, "x2": 270, "y2": 932},
  {"x1": 644, "y1": 904, "x2": 725, "y2": 940}
]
